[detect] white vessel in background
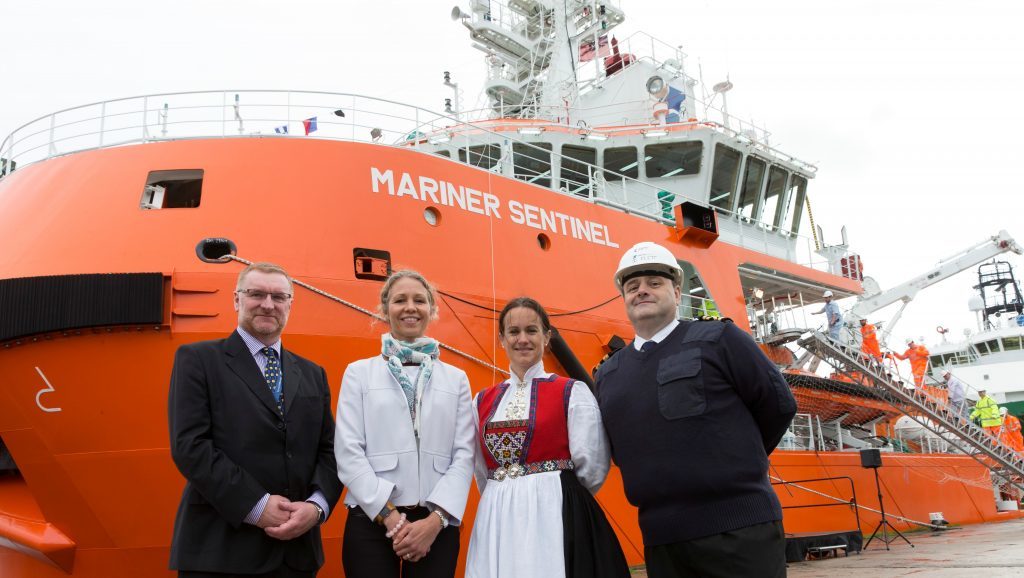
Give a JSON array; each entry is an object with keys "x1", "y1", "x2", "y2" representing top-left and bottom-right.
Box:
[{"x1": 929, "y1": 261, "x2": 1024, "y2": 405}]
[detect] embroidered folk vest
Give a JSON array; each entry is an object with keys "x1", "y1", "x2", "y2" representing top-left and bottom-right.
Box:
[{"x1": 476, "y1": 375, "x2": 574, "y2": 480}]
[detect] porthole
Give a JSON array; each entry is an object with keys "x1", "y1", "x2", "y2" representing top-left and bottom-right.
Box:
[
  {"x1": 537, "y1": 233, "x2": 551, "y2": 251},
  {"x1": 424, "y1": 207, "x2": 441, "y2": 226}
]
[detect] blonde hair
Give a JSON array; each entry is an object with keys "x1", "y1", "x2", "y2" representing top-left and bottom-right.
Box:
[
  {"x1": 237, "y1": 262, "x2": 293, "y2": 291},
  {"x1": 378, "y1": 269, "x2": 439, "y2": 320}
]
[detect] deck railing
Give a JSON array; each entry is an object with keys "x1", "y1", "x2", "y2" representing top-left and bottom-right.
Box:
[{"x1": 1, "y1": 89, "x2": 844, "y2": 274}]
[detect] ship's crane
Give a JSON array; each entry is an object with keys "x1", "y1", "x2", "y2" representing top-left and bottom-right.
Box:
[{"x1": 847, "y1": 230, "x2": 1022, "y2": 342}]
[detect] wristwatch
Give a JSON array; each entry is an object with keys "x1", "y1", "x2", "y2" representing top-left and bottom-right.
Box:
[
  {"x1": 305, "y1": 501, "x2": 325, "y2": 524},
  {"x1": 375, "y1": 502, "x2": 396, "y2": 525},
  {"x1": 433, "y1": 508, "x2": 449, "y2": 530}
]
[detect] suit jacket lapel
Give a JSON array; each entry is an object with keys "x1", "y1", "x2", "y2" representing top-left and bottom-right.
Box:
[
  {"x1": 224, "y1": 331, "x2": 281, "y2": 417},
  {"x1": 282, "y1": 349, "x2": 302, "y2": 415}
]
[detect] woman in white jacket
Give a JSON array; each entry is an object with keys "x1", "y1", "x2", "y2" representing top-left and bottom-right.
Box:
[{"x1": 335, "y1": 270, "x2": 474, "y2": 578}]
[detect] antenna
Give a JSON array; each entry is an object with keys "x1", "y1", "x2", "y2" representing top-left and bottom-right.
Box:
[{"x1": 712, "y1": 77, "x2": 733, "y2": 129}]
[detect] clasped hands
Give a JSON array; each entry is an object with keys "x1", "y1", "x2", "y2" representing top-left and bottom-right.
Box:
[
  {"x1": 257, "y1": 494, "x2": 319, "y2": 540},
  {"x1": 384, "y1": 510, "x2": 443, "y2": 563}
]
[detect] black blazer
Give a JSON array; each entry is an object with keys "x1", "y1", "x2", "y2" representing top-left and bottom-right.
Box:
[{"x1": 168, "y1": 330, "x2": 342, "y2": 573}]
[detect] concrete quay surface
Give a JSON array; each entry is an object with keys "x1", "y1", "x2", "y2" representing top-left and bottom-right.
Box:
[
  {"x1": 787, "y1": 518, "x2": 1024, "y2": 577},
  {"x1": 626, "y1": 518, "x2": 1024, "y2": 577}
]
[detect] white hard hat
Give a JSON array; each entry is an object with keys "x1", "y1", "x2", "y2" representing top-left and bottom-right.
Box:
[
  {"x1": 1001, "y1": 407, "x2": 1009, "y2": 415},
  {"x1": 942, "y1": 370, "x2": 951, "y2": 378},
  {"x1": 823, "y1": 290, "x2": 834, "y2": 298},
  {"x1": 906, "y1": 337, "x2": 915, "y2": 345},
  {"x1": 614, "y1": 242, "x2": 683, "y2": 290}
]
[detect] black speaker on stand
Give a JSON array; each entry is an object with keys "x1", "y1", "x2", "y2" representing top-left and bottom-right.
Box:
[{"x1": 861, "y1": 448, "x2": 914, "y2": 550}]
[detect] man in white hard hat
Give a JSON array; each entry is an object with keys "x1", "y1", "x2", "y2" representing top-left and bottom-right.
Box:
[
  {"x1": 892, "y1": 338, "x2": 930, "y2": 390},
  {"x1": 595, "y1": 241, "x2": 796, "y2": 578},
  {"x1": 942, "y1": 370, "x2": 969, "y2": 419},
  {"x1": 813, "y1": 290, "x2": 843, "y2": 340}
]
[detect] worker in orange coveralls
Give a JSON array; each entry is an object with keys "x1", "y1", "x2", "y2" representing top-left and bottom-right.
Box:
[
  {"x1": 1000, "y1": 407, "x2": 1024, "y2": 453},
  {"x1": 890, "y1": 338, "x2": 931, "y2": 391},
  {"x1": 858, "y1": 319, "x2": 882, "y2": 362}
]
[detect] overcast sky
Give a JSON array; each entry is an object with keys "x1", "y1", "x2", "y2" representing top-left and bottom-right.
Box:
[{"x1": 4, "y1": 0, "x2": 1022, "y2": 349}]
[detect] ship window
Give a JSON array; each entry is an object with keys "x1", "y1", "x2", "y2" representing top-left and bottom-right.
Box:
[
  {"x1": 676, "y1": 259, "x2": 718, "y2": 319},
  {"x1": 786, "y1": 175, "x2": 808, "y2": 235},
  {"x1": 976, "y1": 342, "x2": 990, "y2": 355},
  {"x1": 435, "y1": 150, "x2": 451, "y2": 158},
  {"x1": 603, "y1": 146, "x2": 639, "y2": 181},
  {"x1": 459, "y1": 144, "x2": 501, "y2": 171},
  {"x1": 1004, "y1": 336, "x2": 1022, "y2": 351},
  {"x1": 709, "y1": 144, "x2": 742, "y2": 212},
  {"x1": 930, "y1": 355, "x2": 943, "y2": 367},
  {"x1": 983, "y1": 339, "x2": 1001, "y2": 354},
  {"x1": 512, "y1": 143, "x2": 552, "y2": 187},
  {"x1": 560, "y1": 145, "x2": 597, "y2": 196},
  {"x1": 737, "y1": 157, "x2": 766, "y2": 220},
  {"x1": 760, "y1": 166, "x2": 788, "y2": 229},
  {"x1": 141, "y1": 169, "x2": 203, "y2": 210},
  {"x1": 645, "y1": 141, "x2": 703, "y2": 178}
]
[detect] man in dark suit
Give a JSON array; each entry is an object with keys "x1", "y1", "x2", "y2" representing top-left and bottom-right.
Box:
[{"x1": 169, "y1": 262, "x2": 342, "y2": 578}]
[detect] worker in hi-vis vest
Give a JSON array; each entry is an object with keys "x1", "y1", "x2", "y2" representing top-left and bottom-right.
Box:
[
  {"x1": 858, "y1": 319, "x2": 881, "y2": 361},
  {"x1": 999, "y1": 407, "x2": 1024, "y2": 452},
  {"x1": 971, "y1": 390, "x2": 1003, "y2": 440},
  {"x1": 890, "y1": 338, "x2": 930, "y2": 388}
]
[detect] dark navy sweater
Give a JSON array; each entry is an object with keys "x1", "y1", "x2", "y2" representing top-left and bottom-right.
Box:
[{"x1": 596, "y1": 320, "x2": 797, "y2": 546}]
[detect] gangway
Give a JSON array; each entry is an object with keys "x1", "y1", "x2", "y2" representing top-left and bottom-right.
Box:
[{"x1": 798, "y1": 331, "x2": 1024, "y2": 491}]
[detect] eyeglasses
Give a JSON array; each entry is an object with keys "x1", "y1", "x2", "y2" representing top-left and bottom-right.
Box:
[{"x1": 237, "y1": 289, "x2": 292, "y2": 304}]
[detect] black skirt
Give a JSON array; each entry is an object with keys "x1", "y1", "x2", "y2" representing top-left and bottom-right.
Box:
[{"x1": 560, "y1": 469, "x2": 631, "y2": 578}]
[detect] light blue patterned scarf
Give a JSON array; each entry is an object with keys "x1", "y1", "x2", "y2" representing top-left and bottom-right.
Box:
[{"x1": 382, "y1": 333, "x2": 440, "y2": 434}]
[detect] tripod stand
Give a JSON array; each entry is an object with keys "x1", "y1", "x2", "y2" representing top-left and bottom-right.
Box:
[{"x1": 864, "y1": 466, "x2": 914, "y2": 550}]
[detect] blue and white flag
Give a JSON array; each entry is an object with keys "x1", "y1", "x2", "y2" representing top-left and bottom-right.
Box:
[{"x1": 274, "y1": 124, "x2": 289, "y2": 134}]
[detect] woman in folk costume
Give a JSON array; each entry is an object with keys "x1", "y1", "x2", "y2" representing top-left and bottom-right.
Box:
[
  {"x1": 335, "y1": 270, "x2": 475, "y2": 578},
  {"x1": 466, "y1": 297, "x2": 629, "y2": 578}
]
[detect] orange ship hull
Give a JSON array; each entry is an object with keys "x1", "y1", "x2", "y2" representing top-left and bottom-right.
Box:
[{"x1": 0, "y1": 138, "x2": 1013, "y2": 576}]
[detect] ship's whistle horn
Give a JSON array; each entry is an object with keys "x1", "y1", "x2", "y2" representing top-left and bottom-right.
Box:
[{"x1": 196, "y1": 238, "x2": 238, "y2": 264}]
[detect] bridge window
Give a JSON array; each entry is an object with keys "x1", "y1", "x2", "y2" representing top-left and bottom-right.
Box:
[
  {"x1": 603, "y1": 146, "x2": 638, "y2": 181},
  {"x1": 737, "y1": 157, "x2": 766, "y2": 219},
  {"x1": 512, "y1": 143, "x2": 552, "y2": 187},
  {"x1": 140, "y1": 169, "x2": 203, "y2": 210},
  {"x1": 459, "y1": 144, "x2": 501, "y2": 171},
  {"x1": 786, "y1": 175, "x2": 807, "y2": 235},
  {"x1": 560, "y1": 145, "x2": 597, "y2": 196},
  {"x1": 709, "y1": 144, "x2": 742, "y2": 211},
  {"x1": 435, "y1": 150, "x2": 451, "y2": 158},
  {"x1": 676, "y1": 259, "x2": 718, "y2": 319},
  {"x1": 645, "y1": 141, "x2": 703, "y2": 178},
  {"x1": 979, "y1": 339, "x2": 1001, "y2": 355},
  {"x1": 1004, "y1": 336, "x2": 1022, "y2": 351},
  {"x1": 760, "y1": 166, "x2": 789, "y2": 229}
]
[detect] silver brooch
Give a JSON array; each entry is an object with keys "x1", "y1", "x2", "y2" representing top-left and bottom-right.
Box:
[{"x1": 507, "y1": 463, "x2": 524, "y2": 479}]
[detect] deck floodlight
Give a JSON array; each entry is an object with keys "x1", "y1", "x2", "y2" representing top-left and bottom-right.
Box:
[
  {"x1": 451, "y1": 6, "x2": 465, "y2": 20},
  {"x1": 333, "y1": 109, "x2": 345, "y2": 117},
  {"x1": 370, "y1": 128, "x2": 383, "y2": 142},
  {"x1": 646, "y1": 75, "x2": 666, "y2": 96}
]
